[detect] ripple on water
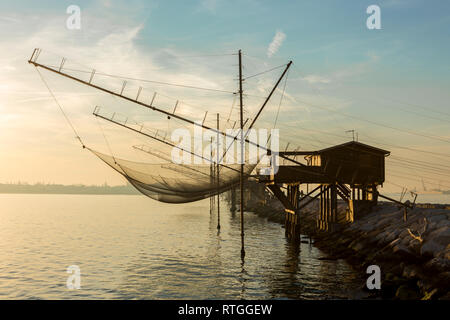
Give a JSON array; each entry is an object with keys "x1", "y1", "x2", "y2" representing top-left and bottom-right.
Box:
[{"x1": 0, "y1": 194, "x2": 365, "y2": 299}]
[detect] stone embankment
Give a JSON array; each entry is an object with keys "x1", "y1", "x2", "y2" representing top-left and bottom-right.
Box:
[{"x1": 246, "y1": 196, "x2": 450, "y2": 300}]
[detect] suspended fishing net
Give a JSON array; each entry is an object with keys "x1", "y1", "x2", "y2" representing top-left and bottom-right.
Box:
[
  {"x1": 84, "y1": 106, "x2": 269, "y2": 203},
  {"x1": 88, "y1": 149, "x2": 257, "y2": 203}
]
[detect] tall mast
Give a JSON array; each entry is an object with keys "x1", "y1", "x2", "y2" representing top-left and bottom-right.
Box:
[
  {"x1": 238, "y1": 49, "x2": 245, "y2": 260},
  {"x1": 217, "y1": 61, "x2": 292, "y2": 166}
]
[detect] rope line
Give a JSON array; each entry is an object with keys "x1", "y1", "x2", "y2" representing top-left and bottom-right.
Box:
[
  {"x1": 95, "y1": 115, "x2": 117, "y2": 164},
  {"x1": 272, "y1": 69, "x2": 289, "y2": 130},
  {"x1": 294, "y1": 97, "x2": 450, "y2": 144},
  {"x1": 35, "y1": 67, "x2": 85, "y2": 148},
  {"x1": 244, "y1": 64, "x2": 287, "y2": 80},
  {"x1": 44, "y1": 65, "x2": 235, "y2": 94}
]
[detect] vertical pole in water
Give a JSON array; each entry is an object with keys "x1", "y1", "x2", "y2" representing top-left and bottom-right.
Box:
[
  {"x1": 210, "y1": 137, "x2": 214, "y2": 214},
  {"x1": 238, "y1": 49, "x2": 245, "y2": 260},
  {"x1": 216, "y1": 113, "x2": 221, "y2": 230},
  {"x1": 231, "y1": 186, "x2": 236, "y2": 213}
]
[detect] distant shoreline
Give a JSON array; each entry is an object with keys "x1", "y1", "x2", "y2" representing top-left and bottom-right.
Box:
[
  {"x1": 0, "y1": 183, "x2": 140, "y2": 195},
  {"x1": 0, "y1": 192, "x2": 141, "y2": 195}
]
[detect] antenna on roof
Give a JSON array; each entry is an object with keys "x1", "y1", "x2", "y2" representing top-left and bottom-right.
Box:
[{"x1": 345, "y1": 129, "x2": 358, "y2": 141}]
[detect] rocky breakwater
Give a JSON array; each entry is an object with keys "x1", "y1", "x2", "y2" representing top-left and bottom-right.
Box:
[{"x1": 246, "y1": 197, "x2": 450, "y2": 300}]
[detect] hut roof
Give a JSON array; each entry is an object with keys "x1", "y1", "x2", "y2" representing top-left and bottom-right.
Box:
[{"x1": 317, "y1": 141, "x2": 390, "y2": 156}]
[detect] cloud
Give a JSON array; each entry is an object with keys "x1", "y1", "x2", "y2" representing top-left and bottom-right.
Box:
[
  {"x1": 302, "y1": 75, "x2": 331, "y2": 84},
  {"x1": 0, "y1": 15, "x2": 21, "y2": 23},
  {"x1": 295, "y1": 51, "x2": 381, "y2": 88},
  {"x1": 199, "y1": 0, "x2": 218, "y2": 14},
  {"x1": 267, "y1": 30, "x2": 286, "y2": 58}
]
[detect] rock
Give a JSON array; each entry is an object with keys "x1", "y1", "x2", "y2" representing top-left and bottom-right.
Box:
[
  {"x1": 398, "y1": 229, "x2": 410, "y2": 238},
  {"x1": 384, "y1": 231, "x2": 399, "y2": 243},
  {"x1": 442, "y1": 249, "x2": 450, "y2": 260},
  {"x1": 417, "y1": 279, "x2": 434, "y2": 293},
  {"x1": 392, "y1": 244, "x2": 417, "y2": 261},
  {"x1": 374, "y1": 230, "x2": 388, "y2": 242},
  {"x1": 395, "y1": 284, "x2": 420, "y2": 300},
  {"x1": 438, "y1": 291, "x2": 450, "y2": 300},
  {"x1": 426, "y1": 214, "x2": 447, "y2": 224},
  {"x1": 402, "y1": 264, "x2": 423, "y2": 279},
  {"x1": 424, "y1": 257, "x2": 450, "y2": 273},
  {"x1": 407, "y1": 239, "x2": 422, "y2": 253},
  {"x1": 400, "y1": 234, "x2": 413, "y2": 247},
  {"x1": 436, "y1": 271, "x2": 450, "y2": 288},
  {"x1": 385, "y1": 263, "x2": 404, "y2": 276},
  {"x1": 421, "y1": 227, "x2": 450, "y2": 257},
  {"x1": 351, "y1": 241, "x2": 365, "y2": 252}
]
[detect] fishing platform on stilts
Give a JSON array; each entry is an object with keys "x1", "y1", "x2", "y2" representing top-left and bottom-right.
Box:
[
  {"x1": 259, "y1": 141, "x2": 390, "y2": 241},
  {"x1": 28, "y1": 47, "x2": 401, "y2": 254}
]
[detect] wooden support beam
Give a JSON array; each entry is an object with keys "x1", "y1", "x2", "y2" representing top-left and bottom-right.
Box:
[
  {"x1": 378, "y1": 193, "x2": 414, "y2": 208},
  {"x1": 298, "y1": 185, "x2": 330, "y2": 211},
  {"x1": 266, "y1": 184, "x2": 296, "y2": 212},
  {"x1": 331, "y1": 184, "x2": 338, "y2": 222},
  {"x1": 299, "y1": 185, "x2": 321, "y2": 202}
]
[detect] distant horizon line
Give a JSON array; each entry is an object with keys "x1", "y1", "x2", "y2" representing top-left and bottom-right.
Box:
[
  {"x1": 0, "y1": 182, "x2": 130, "y2": 187},
  {"x1": 0, "y1": 182, "x2": 140, "y2": 195}
]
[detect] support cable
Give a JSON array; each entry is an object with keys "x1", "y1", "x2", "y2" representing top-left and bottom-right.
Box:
[
  {"x1": 243, "y1": 63, "x2": 287, "y2": 81},
  {"x1": 95, "y1": 112, "x2": 117, "y2": 164},
  {"x1": 272, "y1": 69, "x2": 289, "y2": 130},
  {"x1": 43, "y1": 65, "x2": 235, "y2": 94},
  {"x1": 35, "y1": 67, "x2": 85, "y2": 148}
]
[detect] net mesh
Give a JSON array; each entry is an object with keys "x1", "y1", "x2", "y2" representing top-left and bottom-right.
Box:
[{"x1": 89, "y1": 148, "x2": 257, "y2": 203}]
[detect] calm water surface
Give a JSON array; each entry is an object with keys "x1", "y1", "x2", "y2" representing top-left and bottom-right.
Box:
[{"x1": 0, "y1": 194, "x2": 366, "y2": 299}]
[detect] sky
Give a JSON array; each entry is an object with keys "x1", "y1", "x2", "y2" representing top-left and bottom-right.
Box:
[{"x1": 0, "y1": 0, "x2": 450, "y2": 195}]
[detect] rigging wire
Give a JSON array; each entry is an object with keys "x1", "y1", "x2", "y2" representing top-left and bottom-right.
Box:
[
  {"x1": 294, "y1": 97, "x2": 450, "y2": 144},
  {"x1": 390, "y1": 155, "x2": 450, "y2": 171},
  {"x1": 44, "y1": 65, "x2": 236, "y2": 94},
  {"x1": 244, "y1": 64, "x2": 288, "y2": 81},
  {"x1": 378, "y1": 96, "x2": 450, "y2": 119},
  {"x1": 377, "y1": 101, "x2": 450, "y2": 124},
  {"x1": 278, "y1": 124, "x2": 450, "y2": 178},
  {"x1": 226, "y1": 95, "x2": 237, "y2": 123},
  {"x1": 95, "y1": 116, "x2": 117, "y2": 164},
  {"x1": 388, "y1": 172, "x2": 450, "y2": 190},
  {"x1": 272, "y1": 69, "x2": 289, "y2": 130},
  {"x1": 285, "y1": 63, "x2": 450, "y2": 146},
  {"x1": 388, "y1": 160, "x2": 450, "y2": 179},
  {"x1": 358, "y1": 133, "x2": 450, "y2": 159},
  {"x1": 34, "y1": 67, "x2": 85, "y2": 148},
  {"x1": 167, "y1": 53, "x2": 237, "y2": 58}
]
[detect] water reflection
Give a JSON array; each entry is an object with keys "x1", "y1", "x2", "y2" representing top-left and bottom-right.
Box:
[{"x1": 0, "y1": 194, "x2": 365, "y2": 299}]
